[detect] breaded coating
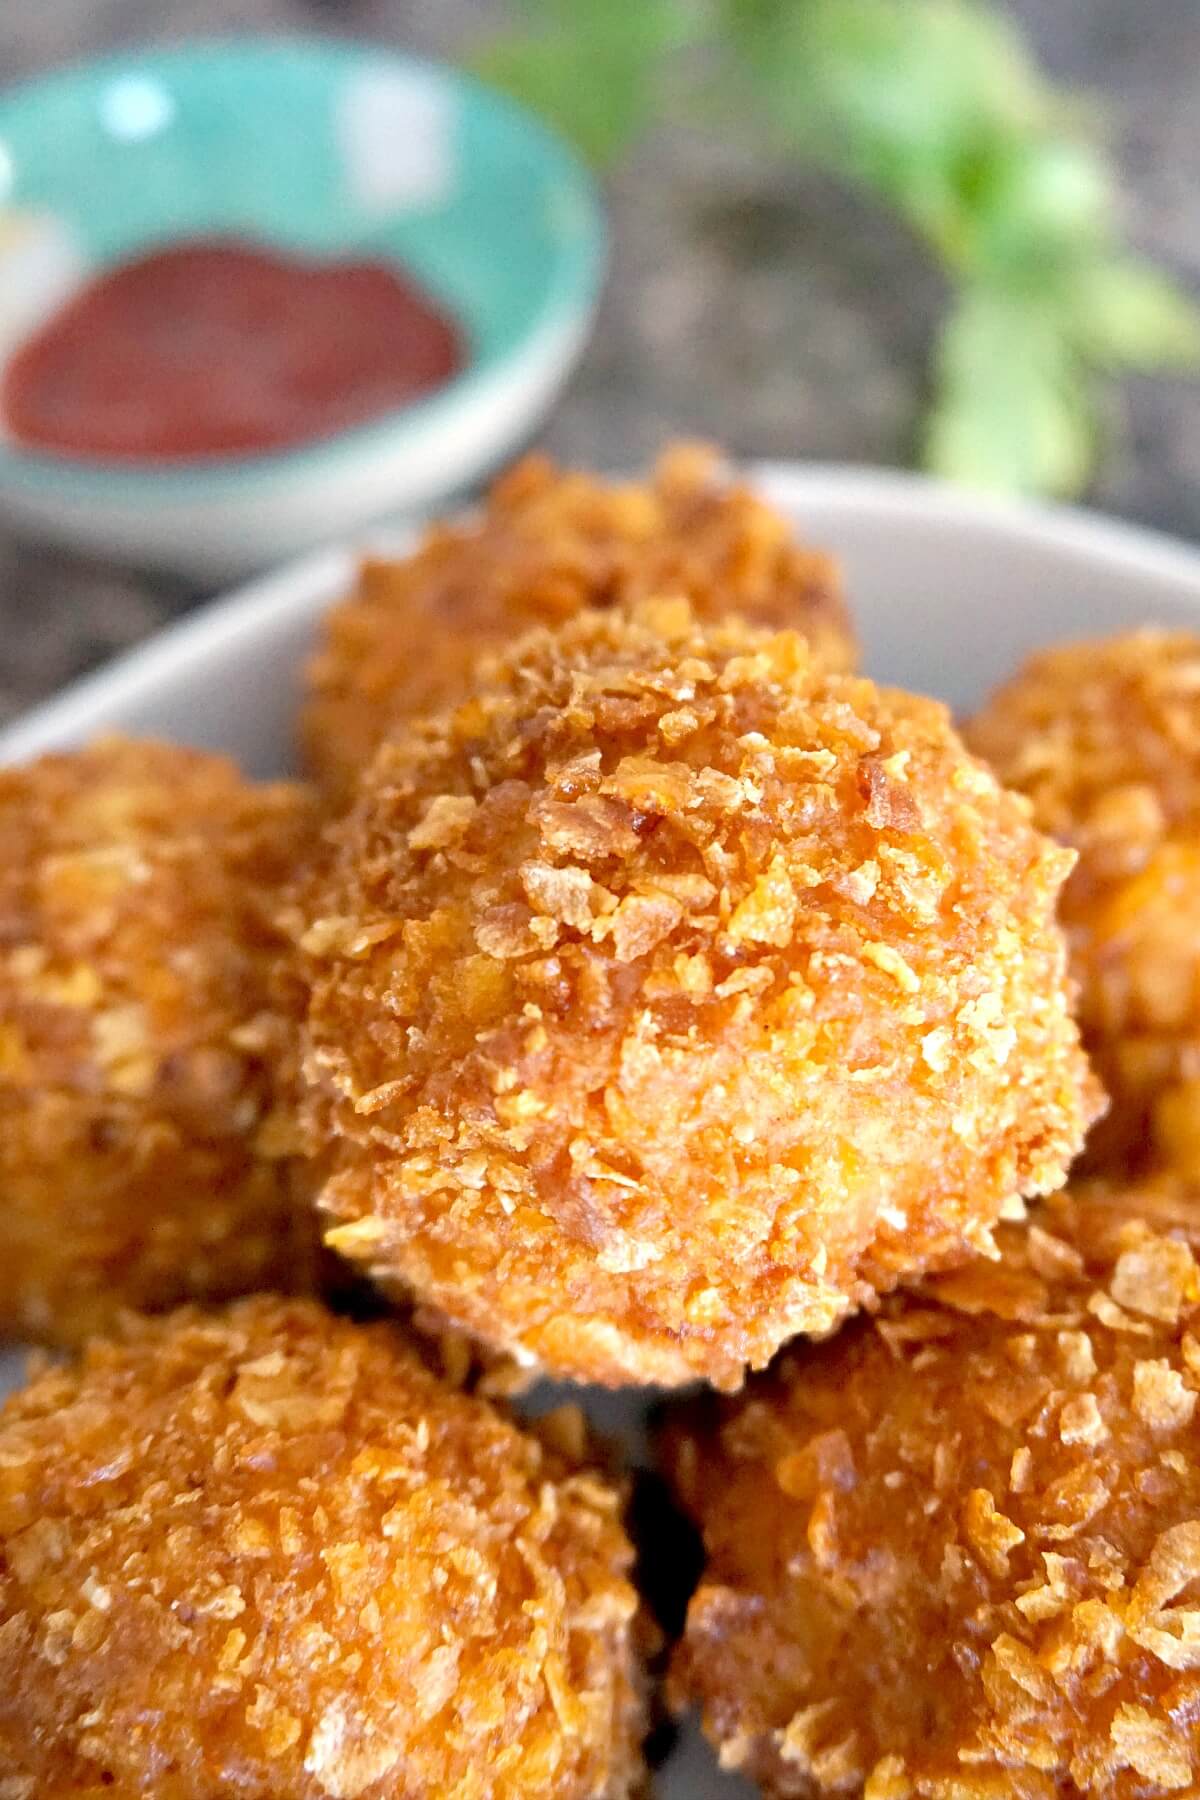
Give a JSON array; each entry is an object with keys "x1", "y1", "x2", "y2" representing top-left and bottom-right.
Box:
[
  {"x1": 300, "y1": 443, "x2": 855, "y2": 802},
  {"x1": 0, "y1": 1297, "x2": 644, "y2": 1796},
  {"x1": 297, "y1": 600, "x2": 1097, "y2": 1390},
  {"x1": 665, "y1": 1183, "x2": 1200, "y2": 1798},
  {"x1": 968, "y1": 630, "x2": 1200, "y2": 1177},
  {"x1": 0, "y1": 738, "x2": 320, "y2": 1345}
]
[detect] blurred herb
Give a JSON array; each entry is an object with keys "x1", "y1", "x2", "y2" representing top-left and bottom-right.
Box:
[
  {"x1": 475, "y1": 0, "x2": 699, "y2": 165},
  {"x1": 475, "y1": 0, "x2": 1199, "y2": 499}
]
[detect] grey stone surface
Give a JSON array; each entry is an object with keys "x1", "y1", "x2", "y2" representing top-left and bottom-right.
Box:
[{"x1": 1, "y1": 0, "x2": 1197, "y2": 725}]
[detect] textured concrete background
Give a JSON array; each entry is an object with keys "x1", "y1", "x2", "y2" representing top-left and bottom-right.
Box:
[{"x1": 1, "y1": 0, "x2": 1197, "y2": 724}]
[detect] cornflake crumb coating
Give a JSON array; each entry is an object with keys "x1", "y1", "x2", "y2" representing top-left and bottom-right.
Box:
[
  {"x1": 300, "y1": 443, "x2": 855, "y2": 803},
  {"x1": 297, "y1": 600, "x2": 1098, "y2": 1389},
  {"x1": 665, "y1": 1181, "x2": 1200, "y2": 1798},
  {"x1": 0, "y1": 1296, "x2": 644, "y2": 1797},
  {"x1": 0, "y1": 738, "x2": 321, "y2": 1346},
  {"x1": 967, "y1": 630, "x2": 1200, "y2": 1178}
]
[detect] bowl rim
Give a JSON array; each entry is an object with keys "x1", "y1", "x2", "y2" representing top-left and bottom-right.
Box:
[
  {"x1": 4, "y1": 461, "x2": 1200, "y2": 768},
  {"x1": 0, "y1": 35, "x2": 606, "y2": 499}
]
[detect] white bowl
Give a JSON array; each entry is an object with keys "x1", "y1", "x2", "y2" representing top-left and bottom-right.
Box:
[{"x1": 4, "y1": 464, "x2": 1200, "y2": 1797}]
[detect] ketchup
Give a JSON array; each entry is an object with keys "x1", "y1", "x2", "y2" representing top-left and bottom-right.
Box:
[{"x1": 2, "y1": 239, "x2": 466, "y2": 461}]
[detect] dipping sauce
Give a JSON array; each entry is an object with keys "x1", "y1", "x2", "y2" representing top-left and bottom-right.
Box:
[{"x1": 1, "y1": 238, "x2": 466, "y2": 461}]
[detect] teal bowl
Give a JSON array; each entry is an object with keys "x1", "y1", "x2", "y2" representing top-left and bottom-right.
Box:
[{"x1": 0, "y1": 38, "x2": 605, "y2": 577}]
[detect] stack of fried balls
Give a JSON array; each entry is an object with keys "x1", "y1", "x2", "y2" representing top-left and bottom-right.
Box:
[{"x1": 1, "y1": 443, "x2": 1196, "y2": 1796}]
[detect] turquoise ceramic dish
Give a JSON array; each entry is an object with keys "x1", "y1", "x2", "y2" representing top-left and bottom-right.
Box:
[{"x1": 0, "y1": 38, "x2": 605, "y2": 576}]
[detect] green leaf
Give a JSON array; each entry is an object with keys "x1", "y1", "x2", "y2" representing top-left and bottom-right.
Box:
[
  {"x1": 473, "y1": 0, "x2": 695, "y2": 165},
  {"x1": 925, "y1": 287, "x2": 1096, "y2": 497},
  {"x1": 724, "y1": 0, "x2": 1044, "y2": 175},
  {"x1": 964, "y1": 137, "x2": 1113, "y2": 279},
  {"x1": 721, "y1": 0, "x2": 1090, "y2": 271},
  {"x1": 1070, "y1": 259, "x2": 1200, "y2": 369}
]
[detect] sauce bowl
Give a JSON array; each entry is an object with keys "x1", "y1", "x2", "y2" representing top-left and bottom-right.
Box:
[{"x1": 0, "y1": 38, "x2": 605, "y2": 578}]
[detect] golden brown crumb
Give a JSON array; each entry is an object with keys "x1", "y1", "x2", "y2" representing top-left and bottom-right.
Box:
[
  {"x1": 300, "y1": 443, "x2": 855, "y2": 803},
  {"x1": 0, "y1": 1295, "x2": 644, "y2": 1796},
  {"x1": 296, "y1": 599, "x2": 1097, "y2": 1390},
  {"x1": 665, "y1": 1180, "x2": 1200, "y2": 1797},
  {"x1": 0, "y1": 737, "x2": 321, "y2": 1345},
  {"x1": 967, "y1": 630, "x2": 1200, "y2": 1178}
]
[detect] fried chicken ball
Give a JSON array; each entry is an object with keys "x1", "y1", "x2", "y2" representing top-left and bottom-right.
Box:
[
  {"x1": 967, "y1": 630, "x2": 1200, "y2": 1177},
  {"x1": 665, "y1": 1182, "x2": 1200, "y2": 1798},
  {"x1": 297, "y1": 599, "x2": 1098, "y2": 1390},
  {"x1": 0, "y1": 1296, "x2": 644, "y2": 1796},
  {"x1": 300, "y1": 443, "x2": 855, "y2": 803},
  {"x1": 0, "y1": 738, "x2": 320, "y2": 1345}
]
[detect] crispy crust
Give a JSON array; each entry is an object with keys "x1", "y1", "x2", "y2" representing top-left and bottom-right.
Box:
[
  {"x1": 665, "y1": 1182, "x2": 1200, "y2": 1798},
  {"x1": 967, "y1": 630, "x2": 1200, "y2": 1177},
  {"x1": 297, "y1": 600, "x2": 1097, "y2": 1389},
  {"x1": 0, "y1": 1296, "x2": 645, "y2": 1797},
  {"x1": 0, "y1": 738, "x2": 321, "y2": 1345},
  {"x1": 300, "y1": 444, "x2": 855, "y2": 803}
]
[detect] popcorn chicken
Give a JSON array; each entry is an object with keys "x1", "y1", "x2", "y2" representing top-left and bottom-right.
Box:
[
  {"x1": 969, "y1": 629, "x2": 1200, "y2": 1179},
  {"x1": 0, "y1": 738, "x2": 320, "y2": 1343},
  {"x1": 300, "y1": 444, "x2": 855, "y2": 803},
  {"x1": 296, "y1": 600, "x2": 1096, "y2": 1388},
  {"x1": 664, "y1": 1181, "x2": 1200, "y2": 1797},
  {"x1": 0, "y1": 1297, "x2": 644, "y2": 1796}
]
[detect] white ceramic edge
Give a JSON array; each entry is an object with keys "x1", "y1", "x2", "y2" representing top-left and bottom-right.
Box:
[
  {"x1": 0, "y1": 305, "x2": 594, "y2": 581},
  {"x1": 0, "y1": 537, "x2": 349, "y2": 765},
  {"x1": 756, "y1": 462, "x2": 1200, "y2": 594},
  {"x1": 6, "y1": 461, "x2": 1200, "y2": 767}
]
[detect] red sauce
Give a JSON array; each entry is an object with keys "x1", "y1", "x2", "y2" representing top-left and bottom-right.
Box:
[{"x1": 2, "y1": 238, "x2": 466, "y2": 461}]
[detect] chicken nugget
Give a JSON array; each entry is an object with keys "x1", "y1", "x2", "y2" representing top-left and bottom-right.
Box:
[
  {"x1": 0, "y1": 737, "x2": 319, "y2": 1344},
  {"x1": 297, "y1": 600, "x2": 1097, "y2": 1389},
  {"x1": 0, "y1": 1296, "x2": 644, "y2": 1795},
  {"x1": 665, "y1": 1181, "x2": 1200, "y2": 1797},
  {"x1": 968, "y1": 630, "x2": 1200, "y2": 1177},
  {"x1": 300, "y1": 443, "x2": 854, "y2": 803}
]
